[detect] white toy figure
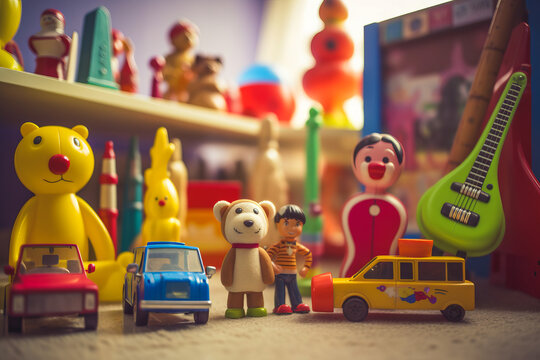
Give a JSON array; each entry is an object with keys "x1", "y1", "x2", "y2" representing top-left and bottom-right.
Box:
[{"x1": 29, "y1": 8, "x2": 71, "y2": 79}]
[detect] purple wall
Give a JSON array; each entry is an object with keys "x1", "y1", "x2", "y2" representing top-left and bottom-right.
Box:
[{"x1": 13, "y1": 0, "x2": 266, "y2": 96}]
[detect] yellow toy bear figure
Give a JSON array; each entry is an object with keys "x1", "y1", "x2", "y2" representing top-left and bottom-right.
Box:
[
  {"x1": 141, "y1": 127, "x2": 181, "y2": 245},
  {"x1": 10, "y1": 122, "x2": 131, "y2": 301}
]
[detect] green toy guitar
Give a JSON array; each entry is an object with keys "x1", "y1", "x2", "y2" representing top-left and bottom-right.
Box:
[{"x1": 417, "y1": 71, "x2": 527, "y2": 257}]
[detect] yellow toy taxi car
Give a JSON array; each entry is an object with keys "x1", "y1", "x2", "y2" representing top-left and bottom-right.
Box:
[{"x1": 311, "y1": 240, "x2": 474, "y2": 322}]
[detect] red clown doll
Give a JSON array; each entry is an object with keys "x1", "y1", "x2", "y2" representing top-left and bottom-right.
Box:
[
  {"x1": 28, "y1": 9, "x2": 71, "y2": 79},
  {"x1": 340, "y1": 133, "x2": 407, "y2": 277}
]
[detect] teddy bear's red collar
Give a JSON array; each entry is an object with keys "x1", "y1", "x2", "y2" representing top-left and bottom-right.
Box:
[{"x1": 232, "y1": 243, "x2": 259, "y2": 249}]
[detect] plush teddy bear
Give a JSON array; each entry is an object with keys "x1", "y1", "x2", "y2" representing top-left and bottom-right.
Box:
[
  {"x1": 186, "y1": 55, "x2": 227, "y2": 111},
  {"x1": 10, "y1": 122, "x2": 132, "y2": 301},
  {"x1": 213, "y1": 199, "x2": 275, "y2": 319}
]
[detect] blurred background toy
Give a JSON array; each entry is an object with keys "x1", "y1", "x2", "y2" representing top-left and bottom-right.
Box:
[
  {"x1": 163, "y1": 20, "x2": 199, "y2": 101},
  {"x1": 0, "y1": 0, "x2": 23, "y2": 71},
  {"x1": 28, "y1": 8, "x2": 71, "y2": 79},
  {"x1": 248, "y1": 115, "x2": 289, "y2": 248},
  {"x1": 186, "y1": 54, "x2": 227, "y2": 110},
  {"x1": 111, "y1": 29, "x2": 139, "y2": 93},
  {"x1": 4, "y1": 40, "x2": 23, "y2": 70},
  {"x1": 119, "y1": 136, "x2": 143, "y2": 253},
  {"x1": 99, "y1": 141, "x2": 119, "y2": 253},
  {"x1": 77, "y1": 7, "x2": 118, "y2": 89},
  {"x1": 302, "y1": 0, "x2": 361, "y2": 128},
  {"x1": 169, "y1": 138, "x2": 188, "y2": 240},
  {"x1": 185, "y1": 181, "x2": 241, "y2": 268},
  {"x1": 141, "y1": 127, "x2": 181, "y2": 245},
  {"x1": 340, "y1": 133, "x2": 407, "y2": 277},
  {"x1": 238, "y1": 64, "x2": 295, "y2": 123},
  {"x1": 149, "y1": 55, "x2": 165, "y2": 98},
  {"x1": 298, "y1": 108, "x2": 323, "y2": 295}
]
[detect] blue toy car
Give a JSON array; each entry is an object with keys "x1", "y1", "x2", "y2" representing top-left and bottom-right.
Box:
[{"x1": 122, "y1": 241, "x2": 216, "y2": 326}]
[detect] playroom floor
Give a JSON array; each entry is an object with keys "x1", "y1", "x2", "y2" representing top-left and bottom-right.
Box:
[{"x1": 1, "y1": 263, "x2": 539, "y2": 360}]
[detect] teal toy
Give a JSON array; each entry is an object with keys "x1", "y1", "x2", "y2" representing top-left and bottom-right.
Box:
[
  {"x1": 77, "y1": 7, "x2": 118, "y2": 89},
  {"x1": 298, "y1": 108, "x2": 323, "y2": 296},
  {"x1": 120, "y1": 136, "x2": 143, "y2": 252}
]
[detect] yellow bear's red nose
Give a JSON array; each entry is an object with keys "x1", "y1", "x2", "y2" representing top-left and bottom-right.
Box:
[{"x1": 49, "y1": 154, "x2": 70, "y2": 175}]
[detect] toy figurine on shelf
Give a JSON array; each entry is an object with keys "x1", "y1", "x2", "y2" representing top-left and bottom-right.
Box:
[
  {"x1": 77, "y1": 7, "x2": 118, "y2": 89},
  {"x1": 302, "y1": 0, "x2": 360, "y2": 128},
  {"x1": 10, "y1": 122, "x2": 132, "y2": 301},
  {"x1": 99, "y1": 141, "x2": 119, "y2": 253},
  {"x1": 186, "y1": 54, "x2": 227, "y2": 111},
  {"x1": 267, "y1": 205, "x2": 312, "y2": 315},
  {"x1": 249, "y1": 114, "x2": 289, "y2": 248},
  {"x1": 340, "y1": 133, "x2": 407, "y2": 278},
  {"x1": 163, "y1": 20, "x2": 199, "y2": 101},
  {"x1": 28, "y1": 8, "x2": 71, "y2": 79},
  {"x1": 213, "y1": 199, "x2": 275, "y2": 319},
  {"x1": 4, "y1": 40, "x2": 24, "y2": 69},
  {"x1": 238, "y1": 64, "x2": 295, "y2": 123},
  {"x1": 111, "y1": 29, "x2": 139, "y2": 93},
  {"x1": 141, "y1": 127, "x2": 181, "y2": 245},
  {"x1": 0, "y1": 0, "x2": 23, "y2": 71},
  {"x1": 149, "y1": 55, "x2": 165, "y2": 98}
]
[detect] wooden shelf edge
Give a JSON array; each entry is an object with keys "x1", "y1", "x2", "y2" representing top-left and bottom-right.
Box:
[{"x1": 0, "y1": 68, "x2": 260, "y2": 139}]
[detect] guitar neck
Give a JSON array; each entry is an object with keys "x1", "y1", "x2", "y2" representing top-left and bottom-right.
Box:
[{"x1": 464, "y1": 72, "x2": 527, "y2": 188}]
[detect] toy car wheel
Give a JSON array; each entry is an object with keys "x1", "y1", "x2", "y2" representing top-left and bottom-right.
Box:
[
  {"x1": 194, "y1": 310, "x2": 209, "y2": 324},
  {"x1": 442, "y1": 304, "x2": 465, "y2": 322},
  {"x1": 7, "y1": 315, "x2": 23, "y2": 333},
  {"x1": 133, "y1": 293, "x2": 149, "y2": 326},
  {"x1": 84, "y1": 313, "x2": 98, "y2": 330},
  {"x1": 343, "y1": 297, "x2": 369, "y2": 322},
  {"x1": 122, "y1": 284, "x2": 133, "y2": 314}
]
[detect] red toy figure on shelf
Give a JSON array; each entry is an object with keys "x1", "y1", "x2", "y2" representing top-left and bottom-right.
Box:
[
  {"x1": 5, "y1": 40, "x2": 24, "y2": 69},
  {"x1": 340, "y1": 133, "x2": 407, "y2": 278},
  {"x1": 99, "y1": 141, "x2": 119, "y2": 253},
  {"x1": 28, "y1": 9, "x2": 71, "y2": 79},
  {"x1": 266, "y1": 205, "x2": 312, "y2": 315},
  {"x1": 111, "y1": 29, "x2": 139, "y2": 93},
  {"x1": 302, "y1": 0, "x2": 360, "y2": 128},
  {"x1": 163, "y1": 20, "x2": 199, "y2": 102},
  {"x1": 149, "y1": 55, "x2": 165, "y2": 98}
]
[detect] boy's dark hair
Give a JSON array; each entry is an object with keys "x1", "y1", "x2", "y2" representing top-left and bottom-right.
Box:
[
  {"x1": 274, "y1": 204, "x2": 306, "y2": 224},
  {"x1": 353, "y1": 133, "x2": 403, "y2": 165}
]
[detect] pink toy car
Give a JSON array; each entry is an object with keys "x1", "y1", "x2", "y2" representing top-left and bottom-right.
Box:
[{"x1": 3, "y1": 244, "x2": 98, "y2": 332}]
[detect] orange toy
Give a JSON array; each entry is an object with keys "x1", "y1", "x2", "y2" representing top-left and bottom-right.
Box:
[{"x1": 302, "y1": 0, "x2": 360, "y2": 128}]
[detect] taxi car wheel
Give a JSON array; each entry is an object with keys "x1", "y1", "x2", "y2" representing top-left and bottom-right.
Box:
[
  {"x1": 122, "y1": 284, "x2": 133, "y2": 314},
  {"x1": 343, "y1": 297, "x2": 369, "y2": 322},
  {"x1": 7, "y1": 315, "x2": 23, "y2": 333},
  {"x1": 194, "y1": 310, "x2": 209, "y2": 324},
  {"x1": 134, "y1": 293, "x2": 149, "y2": 326},
  {"x1": 84, "y1": 313, "x2": 98, "y2": 330},
  {"x1": 442, "y1": 304, "x2": 465, "y2": 322}
]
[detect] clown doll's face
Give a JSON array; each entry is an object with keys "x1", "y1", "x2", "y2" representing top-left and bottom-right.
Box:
[
  {"x1": 40, "y1": 13, "x2": 64, "y2": 33},
  {"x1": 352, "y1": 141, "x2": 403, "y2": 194}
]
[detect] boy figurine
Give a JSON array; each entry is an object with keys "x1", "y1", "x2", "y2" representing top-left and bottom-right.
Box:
[{"x1": 267, "y1": 204, "x2": 312, "y2": 315}]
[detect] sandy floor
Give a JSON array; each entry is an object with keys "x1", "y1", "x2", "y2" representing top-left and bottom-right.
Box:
[{"x1": 1, "y1": 271, "x2": 539, "y2": 360}]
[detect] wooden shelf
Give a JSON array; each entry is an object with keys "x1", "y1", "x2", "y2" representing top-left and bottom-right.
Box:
[
  {"x1": 0, "y1": 68, "x2": 359, "y2": 159},
  {"x1": 0, "y1": 68, "x2": 261, "y2": 142}
]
